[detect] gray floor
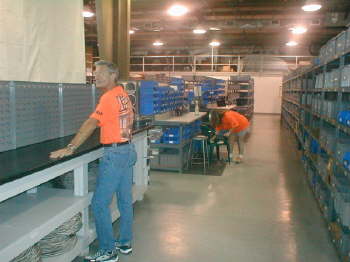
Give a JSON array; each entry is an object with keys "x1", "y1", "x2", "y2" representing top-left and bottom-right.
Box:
[{"x1": 79, "y1": 114, "x2": 339, "y2": 262}]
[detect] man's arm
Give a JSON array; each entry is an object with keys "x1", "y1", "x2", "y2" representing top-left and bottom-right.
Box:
[{"x1": 50, "y1": 117, "x2": 99, "y2": 159}]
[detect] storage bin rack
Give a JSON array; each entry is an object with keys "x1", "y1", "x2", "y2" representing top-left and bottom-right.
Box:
[
  {"x1": 226, "y1": 80, "x2": 240, "y2": 105},
  {"x1": 229, "y1": 75, "x2": 254, "y2": 120},
  {"x1": 139, "y1": 80, "x2": 185, "y2": 116},
  {"x1": 150, "y1": 112, "x2": 207, "y2": 173},
  {"x1": 281, "y1": 26, "x2": 350, "y2": 261},
  {"x1": 200, "y1": 78, "x2": 225, "y2": 105}
]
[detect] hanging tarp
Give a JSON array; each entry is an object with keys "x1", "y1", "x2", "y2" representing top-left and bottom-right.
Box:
[{"x1": 0, "y1": 0, "x2": 86, "y2": 83}]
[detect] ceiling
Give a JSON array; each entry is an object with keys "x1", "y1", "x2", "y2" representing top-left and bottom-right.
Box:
[{"x1": 84, "y1": 0, "x2": 350, "y2": 56}]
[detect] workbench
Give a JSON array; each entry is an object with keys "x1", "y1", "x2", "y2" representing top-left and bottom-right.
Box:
[
  {"x1": 151, "y1": 112, "x2": 207, "y2": 172},
  {"x1": 0, "y1": 123, "x2": 151, "y2": 262}
]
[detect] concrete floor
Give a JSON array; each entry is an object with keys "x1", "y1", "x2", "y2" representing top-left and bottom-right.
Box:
[{"x1": 79, "y1": 114, "x2": 339, "y2": 262}]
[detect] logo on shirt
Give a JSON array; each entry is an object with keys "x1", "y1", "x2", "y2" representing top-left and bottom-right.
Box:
[{"x1": 116, "y1": 95, "x2": 134, "y2": 141}]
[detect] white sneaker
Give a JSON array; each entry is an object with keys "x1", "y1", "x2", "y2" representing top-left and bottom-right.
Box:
[{"x1": 85, "y1": 250, "x2": 119, "y2": 262}]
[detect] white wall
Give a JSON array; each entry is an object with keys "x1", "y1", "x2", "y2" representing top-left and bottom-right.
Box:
[
  {"x1": 0, "y1": 0, "x2": 86, "y2": 83},
  {"x1": 253, "y1": 76, "x2": 282, "y2": 114}
]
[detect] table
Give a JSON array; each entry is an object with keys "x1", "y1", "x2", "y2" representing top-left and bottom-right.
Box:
[{"x1": 151, "y1": 112, "x2": 207, "y2": 172}]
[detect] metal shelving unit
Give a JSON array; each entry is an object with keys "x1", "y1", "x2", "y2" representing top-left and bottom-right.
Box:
[
  {"x1": 229, "y1": 76, "x2": 254, "y2": 120},
  {"x1": 281, "y1": 27, "x2": 350, "y2": 261}
]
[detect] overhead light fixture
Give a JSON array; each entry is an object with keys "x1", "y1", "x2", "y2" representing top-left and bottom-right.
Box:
[
  {"x1": 129, "y1": 30, "x2": 135, "y2": 34},
  {"x1": 167, "y1": 4, "x2": 188, "y2": 17},
  {"x1": 82, "y1": 10, "x2": 94, "y2": 18},
  {"x1": 209, "y1": 41, "x2": 220, "y2": 47},
  {"x1": 290, "y1": 26, "x2": 308, "y2": 35},
  {"x1": 286, "y1": 41, "x2": 298, "y2": 47},
  {"x1": 302, "y1": 0, "x2": 322, "y2": 12},
  {"x1": 153, "y1": 29, "x2": 161, "y2": 32},
  {"x1": 153, "y1": 41, "x2": 164, "y2": 46},
  {"x1": 209, "y1": 27, "x2": 221, "y2": 31},
  {"x1": 193, "y1": 28, "x2": 207, "y2": 34}
]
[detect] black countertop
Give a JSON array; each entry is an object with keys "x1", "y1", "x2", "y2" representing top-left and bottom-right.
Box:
[{"x1": 0, "y1": 121, "x2": 152, "y2": 186}]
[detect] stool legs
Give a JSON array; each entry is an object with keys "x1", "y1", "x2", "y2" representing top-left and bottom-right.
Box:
[
  {"x1": 187, "y1": 138, "x2": 210, "y2": 174},
  {"x1": 202, "y1": 140, "x2": 206, "y2": 173},
  {"x1": 187, "y1": 140, "x2": 193, "y2": 170}
]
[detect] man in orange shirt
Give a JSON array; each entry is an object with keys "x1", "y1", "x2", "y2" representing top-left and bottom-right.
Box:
[
  {"x1": 50, "y1": 60, "x2": 136, "y2": 262},
  {"x1": 211, "y1": 110, "x2": 250, "y2": 163}
]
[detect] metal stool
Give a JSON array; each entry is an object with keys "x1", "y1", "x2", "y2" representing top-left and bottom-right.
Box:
[{"x1": 187, "y1": 135, "x2": 210, "y2": 173}]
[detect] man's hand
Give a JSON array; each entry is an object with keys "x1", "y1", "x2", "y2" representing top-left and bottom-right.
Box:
[
  {"x1": 49, "y1": 118, "x2": 98, "y2": 159},
  {"x1": 50, "y1": 147, "x2": 74, "y2": 159}
]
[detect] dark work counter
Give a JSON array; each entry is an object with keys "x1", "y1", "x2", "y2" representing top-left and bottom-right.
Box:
[{"x1": 0, "y1": 121, "x2": 152, "y2": 186}]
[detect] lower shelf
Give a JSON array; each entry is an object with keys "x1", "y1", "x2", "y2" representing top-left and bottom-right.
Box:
[
  {"x1": 1, "y1": 185, "x2": 147, "y2": 262},
  {"x1": 0, "y1": 187, "x2": 89, "y2": 262}
]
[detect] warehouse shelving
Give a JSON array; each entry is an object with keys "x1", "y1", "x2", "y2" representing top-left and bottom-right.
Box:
[
  {"x1": 229, "y1": 75, "x2": 254, "y2": 120},
  {"x1": 281, "y1": 27, "x2": 350, "y2": 261}
]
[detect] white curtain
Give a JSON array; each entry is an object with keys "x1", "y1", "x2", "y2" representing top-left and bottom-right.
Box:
[{"x1": 0, "y1": 0, "x2": 86, "y2": 83}]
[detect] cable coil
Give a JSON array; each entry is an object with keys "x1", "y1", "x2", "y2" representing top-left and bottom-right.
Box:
[
  {"x1": 10, "y1": 244, "x2": 41, "y2": 262},
  {"x1": 39, "y1": 213, "x2": 82, "y2": 257}
]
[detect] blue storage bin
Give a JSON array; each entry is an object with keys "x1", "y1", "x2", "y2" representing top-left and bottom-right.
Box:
[
  {"x1": 170, "y1": 77, "x2": 185, "y2": 85},
  {"x1": 343, "y1": 152, "x2": 350, "y2": 171},
  {"x1": 163, "y1": 137, "x2": 181, "y2": 144},
  {"x1": 311, "y1": 139, "x2": 320, "y2": 154},
  {"x1": 140, "y1": 80, "x2": 159, "y2": 89},
  {"x1": 338, "y1": 111, "x2": 350, "y2": 126}
]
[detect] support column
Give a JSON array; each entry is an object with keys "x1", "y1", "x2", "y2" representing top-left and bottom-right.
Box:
[
  {"x1": 114, "y1": 0, "x2": 131, "y2": 80},
  {"x1": 95, "y1": 0, "x2": 114, "y2": 61},
  {"x1": 96, "y1": 0, "x2": 131, "y2": 80}
]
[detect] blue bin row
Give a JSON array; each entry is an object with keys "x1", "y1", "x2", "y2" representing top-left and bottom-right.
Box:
[
  {"x1": 151, "y1": 120, "x2": 202, "y2": 145},
  {"x1": 139, "y1": 80, "x2": 185, "y2": 115},
  {"x1": 170, "y1": 77, "x2": 185, "y2": 85}
]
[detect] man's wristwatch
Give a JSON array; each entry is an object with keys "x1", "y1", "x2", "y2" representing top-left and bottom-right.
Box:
[{"x1": 66, "y1": 143, "x2": 77, "y2": 152}]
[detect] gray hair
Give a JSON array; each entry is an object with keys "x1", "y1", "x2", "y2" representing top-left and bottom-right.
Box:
[{"x1": 94, "y1": 60, "x2": 119, "y2": 82}]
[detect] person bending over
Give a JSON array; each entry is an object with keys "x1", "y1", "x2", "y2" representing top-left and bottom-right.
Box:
[{"x1": 210, "y1": 110, "x2": 250, "y2": 163}]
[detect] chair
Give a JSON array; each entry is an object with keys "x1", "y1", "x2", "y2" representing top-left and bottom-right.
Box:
[
  {"x1": 187, "y1": 135, "x2": 210, "y2": 173},
  {"x1": 200, "y1": 124, "x2": 231, "y2": 163}
]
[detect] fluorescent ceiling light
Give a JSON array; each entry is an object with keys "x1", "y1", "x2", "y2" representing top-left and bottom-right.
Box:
[
  {"x1": 291, "y1": 26, "x2": 307, "y2": 35},
  {"x1": 209, "y1": 41, "x2": 220, "y2": 47},
  {"x1": 129, "y1": 30, "x2": 135, "y2": 34},
  {"x1": 286, "y1": 41, "x2": 298, "y2": 47},
  {"x1": 193, "y1": 28, "x2": 207, "y2": 34},
  {"x1": 82, "y1": 11, "x2": 94, "y2": 17},
  {"x1": 209, "y1": 27, "x2": 221, "y2": 31},
  {"x1": 302, "y1": 0, "x2": 322, "y2": 12},
  {"x1": 153, "y1": 41, "x2": 164, "y2": 46},
  {"x1": 167, "y1": 4, "x2": 188, "y2": 16}
]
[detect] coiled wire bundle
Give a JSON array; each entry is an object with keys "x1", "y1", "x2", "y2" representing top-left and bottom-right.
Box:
[
  {"x1": 10, "y1": 244, "x2": 41, "y2": 262},
  {"x1": 39, "y1": 213, "x2": 82, "y2": 257}
]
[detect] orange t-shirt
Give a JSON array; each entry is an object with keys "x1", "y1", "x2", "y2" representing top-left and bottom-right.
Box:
[
  {"x1": 216, "y1": 111, "x2": 249, "y2": 133},
  {"x1": 90, "y1": 86, "x2": 134, "y2": 144}
]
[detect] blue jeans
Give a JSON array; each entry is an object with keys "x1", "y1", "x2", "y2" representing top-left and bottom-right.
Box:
[{"x1": 91, "y1": 143, "x2": 137, "y2": 251}]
